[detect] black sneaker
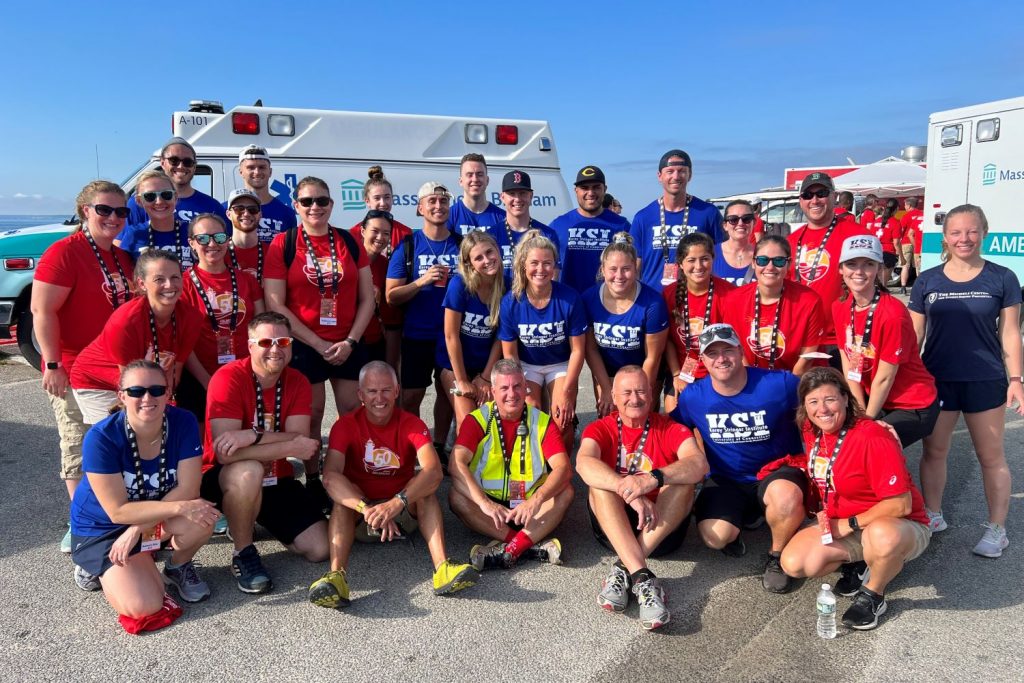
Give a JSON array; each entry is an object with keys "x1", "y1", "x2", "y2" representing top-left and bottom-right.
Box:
[
  {"x1": 835, "y1": 561, "x2": 869, "y2": 597},
  {"x1": 722, "y1": 538, "x2": 746, "y2": 558},
  {"x1": 231, "y1": 544, "x2": 273, "y2": 594},
  {"x1": 761, "y1": 552, "x2": 792, "y2": 593},
  {"x1": 842, "y1": 590, "x2": 887, "y2": 630},
  {"x1": 305, "y1": 475, "x2": 332, "y2": 515}
]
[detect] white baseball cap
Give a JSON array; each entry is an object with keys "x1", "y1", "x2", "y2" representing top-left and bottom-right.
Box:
[{"x1": 839, "y1": 235, "x2": 883, "y2": 264}]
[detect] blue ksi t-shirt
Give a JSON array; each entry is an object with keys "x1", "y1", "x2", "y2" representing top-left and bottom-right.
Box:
[
  {"x1": 550, "y1": 208, "x2": 631, "y2": 293},
  {"x1": 712, "y1": 243, "x2": 755, "y2": 286},
  {"x1": 386, "y1": 231, "x2": 461, "y2": 339},
  {"x1": 447, "y1": 199, "x2": 506, "y2": 236},
  {"x1": 630, "y1": 197, "x2": 724, "y2": 291},
  {"x1": 117, "y1": 221, "x2": 194, "y2": 268},
  {"x1": 581, "y1": 283, "x2": 669, "y2": 373},
  {"x1": 493, "y1": 220, "x2": 562, "y2": 280},
  {"x1": 498, "y1": 281, "x2": 588, "y2": 366},
  {"x1": 125, "y1": 189, "x2": 228, "y2": 236},
  {"x1": 438, "y1": 273, "x2": 499, "y2": 371}
]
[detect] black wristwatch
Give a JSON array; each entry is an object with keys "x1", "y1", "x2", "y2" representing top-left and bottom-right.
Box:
[
  {"x1": 848, "y1": 516, "x2": 861, "y2": 532},
  {"x1": 46, "y1": 361, "x2": 62, "y2": 370},
  {"x1": 649, "y1": 469, "x2": 665, "y2": 487},
  {"x1": 394, "y1": 490, "x2": 409, "y2": 509},
  {"x1": 252, "y1": 425, "x2": 265, "y2": 445}
]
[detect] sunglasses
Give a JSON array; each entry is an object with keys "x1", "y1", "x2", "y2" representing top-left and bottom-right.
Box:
[
  {"x1": 141, "y1": 190, "x2": 175, "y2": 203},
  {"x1": 120, "y1": 385, "x2": 168, "y2": 398},
  {"x1": 230, "y1": 204, "x2": 261, "y2": 215},
  {"x1": 297, "y1": 196, "x2": 332, "y2": 208},
  {"x1": 724, "y1": 214, "x2": 756, "y2": 226},
  {"x1": 192, "y1": 232, "x2": 229, "y2": 246},
  {"x1": 800, "y1": 188, "x2": 831, "y2": 200},
  {"x1": 364, "y1": 209, "x2": 394, "y2": 221},
  {"x1": 163, "y1": 156, "x2": 196, "y2": 168},
  {"x1": 89, "y1": 204, "x2": 131, "y2": 219},
  {"x1": 248, "y1": 336, "x2": 294, "y2": 348},
  {"x1": 698, "y1": 325, "x2": 737, "y2": 346},
  {"x1": 754, "y1": 255, "x2": 791, "y2": 268}
]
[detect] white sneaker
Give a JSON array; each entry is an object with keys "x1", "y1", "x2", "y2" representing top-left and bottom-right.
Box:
[
  {"x1": 973, "y1": 522, "x2": 1009, "y2": 558},
  {"x1": 926, "y1": 509, "x2": 948, "y2": 533}
]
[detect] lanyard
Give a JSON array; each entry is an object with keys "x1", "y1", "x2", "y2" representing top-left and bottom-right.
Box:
[
  {"x1": 148, "y1": 220, "x2": 184, "y2": 265},
  {"x1": 849, "y1": 288, "x2": 882, "y2": 350},
  {"x1": 616, "y1": 414, "x2": 651, "y2": 474},
  {"x1": 84, "y1": 230, "x2": 131, "y2": 309},
  {"x1": 489, "y1": 403, "x2": 528, "y2": 498},
  {"x1": 504, "y1": 219, "x2": 532, "y2": 253},
  {"x1": 229, "y1": 242, "x2": 264, "y2": 285},
  {"x1": 658, "y1": 196, "x2": 691, "y2": 264},
  {"x1": 301, "y1": 227, "x2": 340, "y2": 297},
  {"x1": 681, "y1": 279, "x2": 715, "y2": 354},
  {"x1": 752, "y1": 285, "x2": 784, "y2": 369},
  {"x1": 125, "y1": 415, "x2": 169, "y2": 501},
  {"x1": 147, "y1": 306, "x2": 177, "y2": 360},
  {"x1": 807, "y1": 427, "x2": 848, "y2": 508},
  {"x1": 253, "y1": 373, "x2": 284, "y2": 433},
  {"x1": 795, "y1": 215, "x2": 838, "y2": 284},
  {"x1": 189, "y1": 267, "x2": 239, "y2": 333}
]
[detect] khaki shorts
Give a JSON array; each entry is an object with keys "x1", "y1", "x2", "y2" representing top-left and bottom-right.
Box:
[
  {"x1": 47, "y1": 391, "x2": 87, "y2": 480},
  {"x1": 834, "y1": 519, "x2": 931, "y2": 563},
  {"x1": 72, "y1": 388, "x2": 120, "y2": 425},
  {"x1": 900, "y1": 243, "x2": 913, "y2": 259}
]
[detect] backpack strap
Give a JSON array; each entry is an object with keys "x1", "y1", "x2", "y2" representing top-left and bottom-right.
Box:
[{"x1": 285, "y1": 226, "x2": 359, "y2": 269}]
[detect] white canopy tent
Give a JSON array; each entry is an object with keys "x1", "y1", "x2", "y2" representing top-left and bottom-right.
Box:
[{"x1": 831, "y1": 157, "x2": 926, "y2": 197}]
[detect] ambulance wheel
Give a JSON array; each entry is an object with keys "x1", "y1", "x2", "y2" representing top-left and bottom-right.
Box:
[{"x1": 17, "y1": 308, "x2": 42, "y2": 371}]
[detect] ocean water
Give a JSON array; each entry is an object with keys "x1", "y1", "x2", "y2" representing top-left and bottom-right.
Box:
[{"x1": 0, "y1": 215, "x2": 72, "y2": 230}]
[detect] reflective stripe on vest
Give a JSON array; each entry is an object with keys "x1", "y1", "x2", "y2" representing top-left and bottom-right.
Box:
[{"x1": 468, "y1": 403, "x2": 550, "y2": 501}]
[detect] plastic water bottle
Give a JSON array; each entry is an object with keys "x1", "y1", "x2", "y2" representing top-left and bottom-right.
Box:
[{"x1": 816, "y1": 583, "x2": 837, "y2": 639}]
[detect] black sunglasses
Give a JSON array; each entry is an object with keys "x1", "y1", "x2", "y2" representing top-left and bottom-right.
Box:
[
  {"x1": 120, "y1": 385, "x2": 168, "y2": 398},
  {"x1": 698, "y1": 325, "x2": 736, "y2": 346},
  {"x1": 297, "y1": 196, "x2": 332, "y2": 208},
  {"x1": 89, "y1": 204, "x2": 130, "y2": 219},
  {"x1": 230, "y1": 204, "x2": 261, "y2": 215},
  {"x1": 364, "y1": 209, "x2": 394, "y2": 221},
  {"x1": 163, "y1": 156, "x2": 196, "y2": 168},
  {"x1": 141, "y1": 190, "x2": 175, "y2": 203},
  {"x1": 724, "y1": 214, "x2": 756, "y2": 225},
  {"x1": 800, "y1": 188, "x2": 831, "y2": 200},
  {"x1": 754, "y1": 255, "x2": 791, "y2": 268},
  {"x1": 192, "y1": 232, "x2": 229, "y2": 246}
]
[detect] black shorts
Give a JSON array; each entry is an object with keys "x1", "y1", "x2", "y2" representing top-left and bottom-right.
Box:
[
  {"x1": 587, "y1": 497, "x2": 689, "y2": 558},
  {"x1": 71, "y1": 526, "x2": 165, "y2": 578},
  {"x1": 364, "y1": 338, "x2": 386, "y2": 363},
  {"x1": 936, "y1": 378, "x2": 1008, "y2": 414},
  {"x1": 880, "y1": 398, "x2": 940, "y2": 448},
  {"x1": 201, "y1": 467, "x2": 325, "y2": 545},
  {"x1": 484, "y1": 493, "x2": 524, "y2": 531},
  {"x1": 882, "y1": 252, "x2": 899, "y2": 269},
  {"x1": 175, "y1": 369, "x2": 208, "y2": 427},
  {"x1": 401, "y1": 336, "x2": 441, "y2": 389},
  {"x1": 694, "y1": 467, "x2": 807, "y2": 529},
  {"x1": 289, "y1": 338, "x2": 365, "y2": 385}
]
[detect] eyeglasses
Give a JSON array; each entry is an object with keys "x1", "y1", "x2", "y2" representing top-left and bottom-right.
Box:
[
  {"x1": 297, "y1": 196, "x2": 332, "y2": 208},
  {"x1": 89, "y1": 204, "x2": 131, "y2": 219},
  {"x1": 724, "y1": 214, "x2": 756, "y2": 226},
  {"x1": 119, "y1": 385, "x2": 168, "y2": 398},
  {"x1": 754, "y1": 255, "x2": 791, "y2": 268},
  {"x1": 141, "y1": 190, "x2": 175, "y2": 203},
  {"x1": 163, "y1": 156, "x2": 196, "y2": 168},
  {"x1": 230, "y1": 204, "x2": 261, "y2": 215},
  {"x1": 192, "y1": 232, "x2": 229, "y2": 246},
  {"x1": 248, "y1": 336, "x2": 294, "y2": 348},
  {"x1": 800, "y1": 188, "x2": 831, "y2": 200},
  {"x1": 698, "y1": 325, "x2": 737, "y2": 346}
]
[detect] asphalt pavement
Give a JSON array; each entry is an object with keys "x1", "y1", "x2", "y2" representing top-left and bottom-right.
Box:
[{"x1": 1, "y1": 346, "x2": 1021, "y2": 683}]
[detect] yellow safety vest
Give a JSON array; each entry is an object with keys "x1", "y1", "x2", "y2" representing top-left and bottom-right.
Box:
[{"x1": 467, "y1": 403, "x2": 551, "y2": 502}]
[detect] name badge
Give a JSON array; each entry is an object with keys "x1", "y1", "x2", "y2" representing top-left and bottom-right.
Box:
[
  {"x1": 320, "y1": 297, "x2": 337, "y2": 326},
  {"x1": 509, "y1": 480, "x2": 526, "y2": 509},
  {"x1": 812, "y1": 455, "x2": 829, "y2": 481},
  {"x1": 847, "y1": 347, "x2": 864, "y2": 382},
  {"x1": 662, "y1": 263, "x2": 679, "y2": 285},
  {"x1": 817, "y1": 510, "x2": 833, "y2": 545},
  {"x1": 262, "y1": 460, "x2": 279, "y2": 487},
  {"x1": 140, "y1": 522, "x2": 163, "y2": 553},
  {"x1": 678, "y1": 356, "x2": 699, "y2": 384},
  {"x1": 217, "y1": 333, "x2": 235, "y2": 365}
]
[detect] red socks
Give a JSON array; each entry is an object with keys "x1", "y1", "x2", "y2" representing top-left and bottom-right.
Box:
[
  {"x1": 505, "y1": 531, "x2": 534, "y2": 559},
  {"x1": 504, "y1": 529, "x2": 517, "y2": 542}
]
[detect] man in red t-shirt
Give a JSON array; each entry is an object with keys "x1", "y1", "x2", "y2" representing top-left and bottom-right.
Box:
[
  {"x1": 834, "y1": 192, "x2": 860, "y2": 227},
  {"x1": 225, "y1": 189, "x2": 267, "y2": 283},
  {"x1": 899, "y1": 197, "x2": 924, "y2": 293},
  {"x1": 577, "y1": 366, "x2": 708, "y2": 630},
  {"x1": 202, "y1": 311, "x2": 327, "y2": 595}
]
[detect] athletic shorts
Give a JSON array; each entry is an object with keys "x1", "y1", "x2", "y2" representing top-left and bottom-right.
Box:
[
  {"x1": 363, "y1": 338, "x2": 386, "y2": 363},
  {"x1": 71, "y1": 525, "x2": 166, "y2": 578},
  {"x1": 900, "y1": 243, "x2": 913, "y2": 258},
  {"x1": 200, "y1": 467, "x2": 325, "y2": 546},
  {"x1": 483, "y1": 492, "x2": 525, "y2": 531},
  {"x1": 521, "y1": 360, "x2": 568, "y2": 386},
  {"x1": 694, "y1": 466, "x2": 808, "y2": 528},
  {"x1": 833, "y1": 519, "x2": 931, "y2": 563},
  {"x1": 880, "y1": 398, "x2": 940, "y2": 448},
  {"x1": 174, "y1": 369, "x2": 208, "y2": 429},
  {"x1": 47, "y1": 391, "x2": 86, "y2": 480},
  {"x1": 400, "y1": 336, "x2": 441, "y2": 389},
  {"x1": 883, "y1": 252, "x2": 899, "y2": 269},
  {"x1": 72, "y1": 388, "x2": 120, "y2": 425},
  {"x1": 354, "y1": 499, "x2": 419, "y2": 543},
  {"x1": 290, "y1": 338, "x2": 365, "y2": 385},
  {"x1": 587, "y1": 497, "x2": 689, "y2": 558},
  {"x1": 936, "y1": 378, "x2": 1008, "y2": 414}
]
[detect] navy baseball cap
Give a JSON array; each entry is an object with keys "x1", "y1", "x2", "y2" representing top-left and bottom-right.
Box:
[
  {"x1": 502, "y1": 170, "x2": 532, "y2": 192},
  {"x1": 575, "y1": 165, "x2": 606, "y2": 186},
  {"x1": 659, "y1": 149, "x2": 692, "y2": 170}
]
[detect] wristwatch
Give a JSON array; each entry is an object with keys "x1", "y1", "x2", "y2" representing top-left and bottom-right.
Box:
[
  {"x1": 1010, "y1": 376, "x2": 1023, "y2": 383},
  {"x1": 252, "y1": 425, "x2": 265, "y2": 445},
  {"x1": 848, "y1": 516, "x2": 861, "y2": 532},
  {"x1": 649, "y1": 469, "x2": 665, "y2": 487},
  {"x1": 344, "y1": 337, "x2": 359, "y2": 347},
  {"x1": 355, "y1": 500, "x2": 367, "y2": 514},
  {"x1": 394, "y1": 490, "x2": 409, "y2": 509},
  {"x1": 45, "y1": 361, "x2": 62, "y2": 370}
]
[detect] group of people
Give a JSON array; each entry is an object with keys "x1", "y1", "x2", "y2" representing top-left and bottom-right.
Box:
[{"x1": 33, "y1": 138, "x2": 1022, "y2": 634}]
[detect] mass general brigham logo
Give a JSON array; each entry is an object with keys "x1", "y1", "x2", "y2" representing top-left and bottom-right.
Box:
[
  {"x1": 339, "y1": 179, "x2": 365, "y2": 211},
  {"x1": 982, "y1": 163, "x2": 997, "y2": 186}
]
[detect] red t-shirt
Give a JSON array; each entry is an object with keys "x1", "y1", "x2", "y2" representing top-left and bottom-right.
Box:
[
  {"x1": 748, "y1": 216, "x2": 766, "y2": 245},
  {"x1": 871, "y1": 217, "x2": 900, "y2": 254},
  {"x1": 202, "y1": 360, "x2": 313, "y2": 473},
  {"x1": 834, "y1": 207, "x2": 859, "y2": 228},
  {"x1": 859, "y1": 209, "x2": 876, "y2": 229},
  {"x1": 180, "y1": 267, "x2": 262, "y2": 376},
  {"x1": 455, "y1": 409, "x2": 565, "y2": 461},
  {"x1": 70, "y1": 297, "x2": 203, "y2": 391},
  {"x1": 804, "y1": 418, "x2": 928, "y2": 525},
  {"x1": 831, "y1": 293, "x2": 937, "y2": 410},
  {"x1": 901, "y1": 209, "x2": 923, "y2": 251},
  {"x1": 33, "y1": 231, "x2": 135, "y2": 370},
  {"x1": 582, "y1": 412, "x2": 693, "y2": 501},
  {"x1": 662, "y1": 277, "x2": 735, "y2": 380},
  {"x1": 229, "y1": 242, "x2": 267, "y2": 282},
  {"x1": 328, "y1": 405, "x2": 432, "y2": 499},
  {"x1": 264, "y1": 227, "x2": 369, "y2": 342},
  {"x1": 788, "y1": 219, "x2": 870, "y2": 344},
  {"x1": 350, "y1": 220, "x2": 412, "y2": 331},
  {"x1": 722, "y1": 281, "x2": 826, "y2": 372}
]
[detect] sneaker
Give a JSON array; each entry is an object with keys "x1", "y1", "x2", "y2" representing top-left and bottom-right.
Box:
[
  {"x1": 597, "y1": 563, "x2": 631, "y2": 613},
  {"x1": 432, "y1": 559, "x2": 479, "y2": 595},
  {"x1": 470, "y1": 541, "x2": 514, "y2": 571},
  {"x1": 304, "y1": 476, "x2": 331, "y2": 515},
  {"x1": 926, "y1": 509, "x2": 948, "y2": 533},
  {"x1": 722, "y1": 538, "x2": 746, "y2": 558},
  {"x1": 309, "y1": 569, "x2": 350, "y2": 609},
  {"x1": 743, "y1": 514, "x2": 766, "y2": 531},
  {"x1": 162, "y1": 560, "x2": 211, "y2": 603},
  {"x1": 73, "y1": 565, "x2": 100, "y2": 592},
  {"x1": 213, "y1": 515, "x2": 228, "y2": 535},
  {"x1": 835, "y1": 561, "x2": 870, "y2": 597},
  {"x1": 632, "y1": 577, "x2": 670, "y2": 630},
  {"x1": 231, "y1": 544, "x2": 273, "y2": 594},
  {"x1": 525, "y1": 538, "x2": 562, "y2": 565},
  {"x1": 842, "y1": 590, "x2": 887, "y2": 630},
  {"x1": 761, "y1": 552, "x2": 792, "y2": 593},
  {"x1": 60, "y1": 526, "x2": 72, "y2": 554},
  {"x1": 973, "y1": 522, "x2": 1009, "y2": 558}
]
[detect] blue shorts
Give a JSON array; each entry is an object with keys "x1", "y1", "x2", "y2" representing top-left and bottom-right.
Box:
[
  {"x1": 71, "y1": 526, "x2": 164, "y2": 578},
  {"x1": 290, "y1": 338, "x2": 365, "y2": 384},
  {"x1": 936, "y1": 378, "x2": 1008, "y2": 414}
]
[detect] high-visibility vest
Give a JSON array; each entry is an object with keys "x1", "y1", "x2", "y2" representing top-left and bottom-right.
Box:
[{"x1": 467, "y1": 403, "x2": 551, "y2": 502}]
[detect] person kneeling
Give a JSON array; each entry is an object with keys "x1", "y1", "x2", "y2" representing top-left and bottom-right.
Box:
[
  {"x1": 577, "y1": 366, "x2": 708, "y2": 631},
  {"x1": 309, "y1": 361, "x2": 478, "y2": 608},
  {"x1": 448, "y1": 359, "x2": 574, "y2": 570}
]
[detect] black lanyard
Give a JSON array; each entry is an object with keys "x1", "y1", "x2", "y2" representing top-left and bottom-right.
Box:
[
  {"x1": 807, "y1": 427, "x2": 848, "y2": 508},
  {"x1": 189, "y1": 267, "x2": 239, "y2": 333},
  {"x1": 681, "y1": 280, "x2": 715, "y2": 355},
  {"x1": 795, "y1": 215, "x2": 838, "y2": 284},
  {"x1": 658, "y1": 196, "x2": 691, "y2": 264},
  {"x1": 504, "y1": 219, "x2": 532, "y2": 259},
  {"x1": 489, "y1": 403, "x2": 528, "y2": 498},
  {"x1": 125, "y1": 415, "x2": 169, "y2": 501},
  {"x1": 849, "y1": 288, "x2": 882, "y2": 350},
  {"x1": 229, "y1": 242, "x2": 264, "y2": 285},
  {"x1": 253, "y1": 373, "x2": 284, "y2": 432},
  {"x1": 616, "y1": 414, "x2": 651, "y2": 474},
  {"x1": 147, "y1": 306, "x2": 177, "y2": 360},
  {"x1": 148, "y1": 220, "x2": 184, "y2": 265},
  {"x1": 301, "y1": 227, "x2": 339, "y2": 297},
  {"x1": 84, "y1": 230, "x2": 131, "y2": 309},
  {"x1": 752, "y1": 285, "x2": 784, "y2": 369}
]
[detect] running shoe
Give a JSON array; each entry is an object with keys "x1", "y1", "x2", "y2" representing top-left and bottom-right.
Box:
[
  {"x1": 432, "y1": 559, "x2": 479, "y2": 595},
  {"x1": 632, "y1": 577, "x2": 670, "y2": 630},
  {"x1": 213, "y1": 515, "x2": 228, "y2": 535},
  {"x1": 722, "y1": 538, "x2": 746, "y2": 558},
  {"x1": 309, "y1": 569, "x2": 350, "y2": 609},
  {"x1": 162, "y1": 560, "x2": 211, "y2": 603},
  {"x1": 74, "y1": 565, "x2": 100, "y2": 592},
  {"x1": 525, "y1": 538, "x2": 563, "y2": 565},
  {"x1": 973, "y1": 522, "x2": 1009, "y2": 558},
  {"x1": 60, "y1": 526, "x2": 72, "y2": 554},
  {"x1": 835, "y1": 561, "x2": 870, "y2": 597},
  {"x1": 597, "y1": 563, "x2": 631, "y2": 613},
  {"x1": 231, "y1": 544, "x2": 273, "y2": 594},
  {"x1": 743, "y1": 514, "x2": 766, "y2": 531},
  {"x1": 470, "y1": 541, "x2": 514, "y2": 570},
  {"x1": 761, "y1": 551, "x2": 792, "y2": 593},
  {"x1": 926, "y1": 509, "x2": 948, "y2": 533},
  {"x1": 842, "y1": 590, "x2": 887, "y2": 630}
]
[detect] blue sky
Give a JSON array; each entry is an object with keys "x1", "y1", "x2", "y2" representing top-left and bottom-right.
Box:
[{"x1": 3, "y1": 2, "x2": 1023, "y2": 217}]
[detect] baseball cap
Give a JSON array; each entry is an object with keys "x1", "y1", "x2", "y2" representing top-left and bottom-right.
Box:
[
  {"x1": 417, "y1": 181, "x2": 452, "y2": 200},
  {"x1": 502, "y1": 170, "x2": 532, "y2": 192},
  {"x1": 574, "y1": 166, "x2": 606, "y2": 186},
  {"x1": 839, "y1": 235, "x2": 884, "y2": 264},
  {"x1": 800, "y1": 172, "x2": 834, "y2": 192},
  {"x1": 239, "y1": 144, "x2": 270, "y2": 164},
  {"x1": 160, "y1": 137, "x2": 196, "y2": 157},
  {"x1": 227, "y1": 188, "x2": 260, "y2": 207},
  {"x1": 659, "y1": 149, "x2": 692, "y2": 170},
  {"x1": 698, "y1": 323, "x2": 741, "y2": 355}
]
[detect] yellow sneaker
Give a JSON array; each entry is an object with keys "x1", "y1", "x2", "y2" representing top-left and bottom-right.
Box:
[
  {"x1": 308, "y1": 569, "x2": 350, "y2": 609},
  {"x1": 432, "y1": 559, "x2": 479, "y2": 596}
]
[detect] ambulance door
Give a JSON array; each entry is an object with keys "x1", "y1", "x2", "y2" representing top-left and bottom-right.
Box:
[
  {"x1": 966, "y1": 112, "x2": 1024, "y2": 277},
  {"x1": 922, "y1": 118, "x2": 972, "y2": 270}
]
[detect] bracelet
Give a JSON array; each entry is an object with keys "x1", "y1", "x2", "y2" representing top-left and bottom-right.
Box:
[
  {"x1": 355, "y1": 500, "x2": 367, "y2": 514},
  {"x1": 345, "y1": 337, "x2": 359, "y2": 347},
  {"x1": 476, "y1": 375, "x2": 491, "y2": 384},
  {"x1": 1010, "y1": 376, "x2": 1023, "y2": 383},
  {"x1": 395, "y1": 490, "x2": 409, "y2": 509}
]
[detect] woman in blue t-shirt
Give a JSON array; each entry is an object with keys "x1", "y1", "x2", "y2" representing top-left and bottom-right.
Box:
[
  {"x1": 713, "y1": 200, "x2": 756, "y2": 286},
  {"x1": 440, "y1": 231, "x2": 505, "y2": 430},
  {"x1": 582, "y1": 232, "x2": 668, "y2": 417},
  {"x1": 499, "y1": 230, "x2": 588, "y2": 450},
  {"x1": 908, "y1": 204, "x2": 1024, "y2": 558},
  {"x1": 115, "y1": 170, "x2": 192, "y2": 269},
  {"x1": 69, "y1": 360, "x2": 219, "y2": 631}
]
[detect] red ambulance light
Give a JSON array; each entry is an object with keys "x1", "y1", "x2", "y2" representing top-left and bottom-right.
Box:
[
  {"x1": 496, "y1": 125, "x2": 518, "y2": 145},
  {"x1": 232, "y1": 113, "x2": 260, "y2": 135},
  {"x1": 4, "y1": 258, "x2": 35, "y2": 271}
]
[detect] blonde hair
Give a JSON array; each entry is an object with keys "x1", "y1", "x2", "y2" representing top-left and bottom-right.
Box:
[
  {"x1": 940, "y1": 203, "x2": 988, "y2": 263},
  {"x1": 598, "y1": 231, "x2": 637, "y2": 283},
  {"x1": 75, "y1": 180, "x2": 125, "y2": 224},
  {"x1": 135, "y1": 170, "x2": 173, "y2": 195},
  {"x1": 511, "y1": 230, "x2": 558, "y2": 299},
  {"x1": 457, "y1": 231, "x2": 504, "y2": 328}
]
